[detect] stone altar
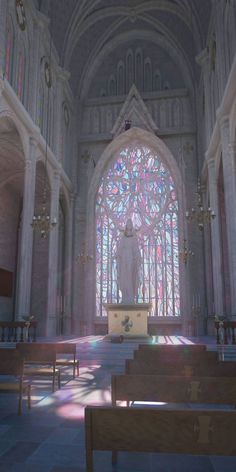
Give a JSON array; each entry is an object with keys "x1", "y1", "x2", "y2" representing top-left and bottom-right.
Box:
[{"x1": 104, "y1": 303, "x2": 152, "y2": 338}]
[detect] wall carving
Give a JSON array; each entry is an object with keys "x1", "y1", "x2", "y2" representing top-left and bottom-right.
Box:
[{"x1": 81, "y1": 91, "x2": 191, "y2": 138}]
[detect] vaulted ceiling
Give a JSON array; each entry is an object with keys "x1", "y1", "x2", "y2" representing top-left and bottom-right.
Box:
[{"x1": 37, "y1": 0, "x2": 212, "y2": 98}]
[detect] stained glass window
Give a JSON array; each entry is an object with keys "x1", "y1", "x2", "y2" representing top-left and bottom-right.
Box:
[{"x1": 96, "y1": 144, "x2": 180, "y2": 317}]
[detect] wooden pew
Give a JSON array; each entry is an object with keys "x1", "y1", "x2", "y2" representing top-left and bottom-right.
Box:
[
  {"x1": 133, "y1": 349, "x2": 218, "y2": 364},
  {"x1": 138, "y1": 343, "x2": 207, "y2": 351},
  {"x1": 85, "y1": 406, "x2": 236, "y2": 472},
  {"x1": 111, "y1": 373, "x2": 236, "y2": 406},
  {"x1": 125, "y1": 358, "x2": 236, "y2": 376},
  {"x1": 0, "y1": 348, "x2": 31, "y2": 415},
  {"x1": 16, "y1": 343, "x2": 61, "y2": 392}
]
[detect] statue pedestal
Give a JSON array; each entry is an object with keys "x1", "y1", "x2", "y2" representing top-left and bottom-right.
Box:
[{"x1": 103, "y1": 303, "x2": 152, "y2": 338}]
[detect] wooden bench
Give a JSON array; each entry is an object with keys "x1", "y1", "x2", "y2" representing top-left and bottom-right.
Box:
[
  {"x1": 111, "y1": 373, "x2": 236, "y2": 406},
  {"x1": 16, "y1": 343, "x2": 61, "y2": 392},
  {"x1": 0, "y1": 348, "x2": 31, "y2": 415},
  {"x1": 125, "y1": 358, "x2": 236, "y2": 376},
  {"x1": 85, "y1": 406, "x2": 236, "y2": 472},
  {"x1": 133, "y1": 349, "x2": 218, "y2": 364},
  {"x1": 138, "y1": 344, "x2": 207, "y2": 352}
]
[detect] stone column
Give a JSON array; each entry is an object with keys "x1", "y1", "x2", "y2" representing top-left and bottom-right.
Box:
[
  {"x1": 53, "y1": 68, "x2": 69, "y2": 161},
  {"x1": 28, "y1": 17, "x2": 41, "y2": 121},
  {"x1": 16, "y1": 137, "x2": 37, "y2": 318},
  {"x1": 0, "y1": 0, "x2": 7, "y2": 79},
  {"x1": 63, "y1": 193, "x2": 74, "y2": 334},
  {"x1": 207, "y1": 157, "x2": 224, "y2": 316},
  {"x1": 220, "y1": 116, "x2": 236, "y2": 317},
  {"x1": 213, "y1": 0, "x2": 226, "y2": 99},
  {"x1": 46, "y1": 169, "x2": 61, "y2": 335},
  {"x1": 196, "y1": 49, "x2": 211, "y2": 144}
]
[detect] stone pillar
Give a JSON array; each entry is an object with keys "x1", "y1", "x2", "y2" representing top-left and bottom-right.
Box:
[
  {"x1": 46, "y1": 169, "x2": 61, "y2": 335},
  {"x1": 63, "y1": 193, "x2": 74, "y2": 334},
  {"x1": 196, "y1": 49, "x2": 211, "y2": 144},
  {"x1": 53, "y1": 68, "x2": 69, "y2": 161},
  {"x1": 220, "y1": 116, "x2": 236, "y2": 317},
  {"x1": 0, "y1": 0, "x2": 7, "y2": 79},
  {"x1": 28, "y1": 17, "x2": 41, "y2": 121},
  {"x1": 207, "y1": 157, "x2": 224, "y2": 316},
  {"x1": 213, "y1": 0, "x2": 226, "y2": 99},
  {"x1": 16, "y1": 137, "x2": 37, "y2": 318}
]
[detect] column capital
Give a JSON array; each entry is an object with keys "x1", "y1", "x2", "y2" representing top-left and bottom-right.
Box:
[
  {"x1": 0, "y1": 77, "x2": 4, "y2": 95},
  {"x1": 219, "y1": 115, "x2": 230, "y2": 131},
  {"x1": 24, "y1": 158, "x2": 32, "y2": 171},
  {"x1": 228, "y1": 142, "x2": 236, "y2": 153},
  {"x1": 56, "y1": 66, "x2": 70, "y2": 83},
  {"x1": 219, "y1": 115, "x2": 230, "y2": 147},
  {"x1": 29, "y1": 135, "x2": 39, "y2": 149},
  {"x1": 207, "y1": 157, "x2": 216, "y2": 170},
  {"x1": 195, "y1": 48, "x2": 209, "y2": 68},
  {"x1": 70, "y1": 192, "x2": 75, "y2": 204},
  {"x1": 53, "y1": 168, "x2": 61, "y2": 180}
]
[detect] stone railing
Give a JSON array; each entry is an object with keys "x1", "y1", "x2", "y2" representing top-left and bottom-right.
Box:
[
  {"x1": 215, "y1": 321, "x2": 236, "y2": 345},
  {"x1": 0, "y1": 321, "x2": 37, "y2": 343}
]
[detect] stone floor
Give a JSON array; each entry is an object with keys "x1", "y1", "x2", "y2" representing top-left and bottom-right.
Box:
[{"x1": 0, "y1": 335, "x2": 236, "y2": 471}]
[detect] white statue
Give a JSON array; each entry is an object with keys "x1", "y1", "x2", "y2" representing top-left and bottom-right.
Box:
[{"x1": 116, "y1": 218, "x2": 141, "y2": 304}]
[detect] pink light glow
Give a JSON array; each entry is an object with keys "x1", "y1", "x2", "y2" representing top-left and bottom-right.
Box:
[{"x1": 56, "y1": 403, "x2": 85, "y2": 420}]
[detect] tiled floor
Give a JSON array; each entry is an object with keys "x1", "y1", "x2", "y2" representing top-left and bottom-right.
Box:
[{"x1": 0, "y1": 335, "x2": 236, "y2": 471}]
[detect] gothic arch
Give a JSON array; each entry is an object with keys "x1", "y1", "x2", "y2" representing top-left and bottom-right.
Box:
[
  {"x1": 79, "y1": 29, "x2": 194, "y2": 100},
  {"x1": 85, "y1": 127, "x2": 187, "y2": 331}
]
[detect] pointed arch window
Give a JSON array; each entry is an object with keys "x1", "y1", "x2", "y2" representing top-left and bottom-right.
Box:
[{"x1": 96, "y1": 144, "x2": 180, "y2": 317}]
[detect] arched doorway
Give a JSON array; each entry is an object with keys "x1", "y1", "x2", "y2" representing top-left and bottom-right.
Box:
[{"x1": 0, "y1": 116, "x2": 24, "y2": 321}]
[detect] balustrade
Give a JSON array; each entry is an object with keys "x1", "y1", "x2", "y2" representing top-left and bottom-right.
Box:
[
  {"x1": 0, "y1": 321, "x2": 37, "y2": 343},
  {"x1": 215, "y1": 320, "x2": 236, "y2": 345}
]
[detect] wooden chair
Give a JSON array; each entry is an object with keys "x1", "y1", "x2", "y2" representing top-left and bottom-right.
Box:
[
  {"x1": 111, "y1": 373, "x2": 236, "y2": 407},
  {"x1": 53, "y1": 343, "x2": 79, "y2": 378},
  {"x1": 16, "y1": 343, "x2": 61, "y2": 392},
  {"x1": 0, "y1": 348, "x2": 31, "y2": 415},
  {"x1": 85, "y1": 406, "x2": 236, "y2": 472}
]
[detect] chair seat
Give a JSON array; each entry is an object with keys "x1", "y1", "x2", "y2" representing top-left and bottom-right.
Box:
[
  {"x1": 0, "y1": 381, "x2": 29, "y2": 392},
  {"x1": 56, "y1": 359, "x2": 77, "y2": 365}
]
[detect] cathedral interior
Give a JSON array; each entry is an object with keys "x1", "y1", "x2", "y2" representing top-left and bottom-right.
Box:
[{"x1": 0, "y1": 0, "x2": 236, "y2": 470}]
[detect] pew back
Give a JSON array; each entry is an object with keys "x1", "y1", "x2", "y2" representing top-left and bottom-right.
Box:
[
  {"x1": 133, "y1": 349, "x2": 218, "y2": 364},
  {"x1": 16, "y1": 343, "x2": 56, "y2": 363},
  {"x1": 85, "y1": 406, "x2": 236, "y2": 472},
  {"x1": 111, "y1": 374, "x2": 236, "y2": 405},
  {"x1": 52, "y1": 343, "x2": 79, "y2": 378},
  {"x1": 0, "y1": 348, "x2": 24, "y2": 375},
  {"x1": 138, "y1": 344, "x2": 207, "y2": 351},
  {"x1": 125, "y1": 358, "x2": 236, "y2": 376},
  {"x1": 16, "y1": 343, "x2": 60, "y2": 391},
  {"x1": 0, "y1": 348, "x2": 31, "y2": 415}
]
